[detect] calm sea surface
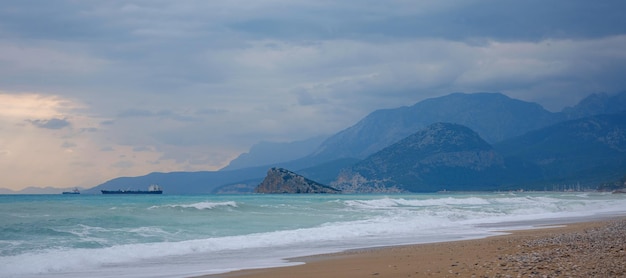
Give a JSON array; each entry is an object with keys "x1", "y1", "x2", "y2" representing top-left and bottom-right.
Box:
[{"x1": 1, "y1": 192, "x2": 625, "y2": 277}]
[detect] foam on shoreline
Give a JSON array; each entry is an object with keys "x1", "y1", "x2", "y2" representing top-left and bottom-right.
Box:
[{"x1": 203, "y1": 216, "x2": 626, "y2": 278}]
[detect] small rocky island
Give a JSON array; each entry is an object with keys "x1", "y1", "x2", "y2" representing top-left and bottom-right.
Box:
[{"x1": 255, "y1": 167, "x2": 341, "y2": 194}]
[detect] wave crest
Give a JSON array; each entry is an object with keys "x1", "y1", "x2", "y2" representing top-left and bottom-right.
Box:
[{"x1": 150, "y1": 201, "x2": 238, "y2": 210}]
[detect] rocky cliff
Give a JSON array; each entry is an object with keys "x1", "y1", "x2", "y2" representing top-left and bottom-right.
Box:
[{"x1": 255, "y1": 168, "x2": 341, "y2": 193}]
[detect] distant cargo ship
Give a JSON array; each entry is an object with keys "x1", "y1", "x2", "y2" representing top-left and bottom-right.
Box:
[
  {"x1": 62, "y1": 188, "x2": 80, "y2": 194},
  {"x1": 101, "y1": 184, "x2": 163, "y2": 194}
]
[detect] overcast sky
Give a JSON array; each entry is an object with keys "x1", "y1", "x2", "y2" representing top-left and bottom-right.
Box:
[{"x1": 1, "y1": 0, "x2": 626, "y2": 190}]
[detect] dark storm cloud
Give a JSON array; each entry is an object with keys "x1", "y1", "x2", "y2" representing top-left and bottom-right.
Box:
[
  {"x1": 0, "y1": 1, "x2": 107, "y2": 40},
  {"x1": 228, "y1": 0, "x2": 626, "y2": 41},
  {"x1": 4, "y1": 1, "x2": 623, "y2": 49}
]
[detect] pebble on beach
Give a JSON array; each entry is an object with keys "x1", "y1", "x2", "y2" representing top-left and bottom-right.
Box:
[{"x1": 475, "y1": 219, "x2": 626, "y2": 278}]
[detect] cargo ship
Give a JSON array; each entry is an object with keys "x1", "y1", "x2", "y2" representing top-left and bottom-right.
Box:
[
  {"x1": 101, "y1": 184, "x2": 163, "y2": 194},
  {"x1": 62, "y1": 188, "x2": 80, "y2": 194}
]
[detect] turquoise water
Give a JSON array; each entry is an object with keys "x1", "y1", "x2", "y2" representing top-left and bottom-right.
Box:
[{"x1": 1, "y1": 192, "x2": 625, "y2": 277}]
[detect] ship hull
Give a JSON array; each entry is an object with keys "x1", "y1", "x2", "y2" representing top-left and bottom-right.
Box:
[{"x1": 101, "y1": 190, "x2": 163, "y2": 194}]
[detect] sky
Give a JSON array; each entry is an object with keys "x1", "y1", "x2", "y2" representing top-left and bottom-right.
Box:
[{"x1": 1, "y1": 0, "x2": 626, "y2": 190}]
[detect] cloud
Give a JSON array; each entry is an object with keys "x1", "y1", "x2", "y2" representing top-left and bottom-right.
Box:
[
  {"x1": 0, "y1": 93, "x2": 81, "y2": 119},
  {"x1": 295, "y1": 89, "x2": 329, "y2": 106},
  {"x1": 226, "y1": 0, "x2": 626, "y2": 41},
  {"x1": 27, "y1": 118, "x2": 71, "y2": 129},
  {"x1": 0, "y1": 43, "x2": 108, "y2": 74},
  {"x1": 61, "y1": 141, "x2": 77, "y2": 148},
  {"x1": 117, "y1": 109, "x2": 155, "y2": 118},
  {"x1": 112, "y1": 160, "x2": 134, "y2": 169},
  {"x1": 0, "y1": 93, "x2": 203, "y2": 189},
  {"x1": 80, "y1": 127, "x2": 98, "y2": 133},
  {"x1": 133, "y1": 146, "x2": 152, "y2": 152}
]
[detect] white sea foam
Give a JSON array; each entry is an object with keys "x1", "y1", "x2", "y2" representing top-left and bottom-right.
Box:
[
  {"x1": 0, "y1": 215, "x2": 465, "y2": 277},
  {"x1": 344, "y1": 196, "x2": 491, "y2": 209},
  {"x1": 149, "y1": 201, "x2": 238, "y2": 210},
  {"x1": 128, "y1": 227, "x2": 174, "y2": 238}
]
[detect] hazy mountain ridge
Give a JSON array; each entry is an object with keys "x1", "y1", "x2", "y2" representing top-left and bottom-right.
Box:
[
  {"x1": 334, "y1": 112, "x2": 626, "y2": 192},
  {"x1": 562, "y1": 91, "x2": 626, "y2": 119},
  {"x1": 308, "y1": 92, "x2": 561, "y2": 162},
  {"x1": 220, "y1": 136, "x2": 327, "y2": 171},
  {"x1": 332, "y1": 123, "x2": 509, "y2": 192},
  {"x1": 84, "y1": 167, "x2": 269, "y2": 194},
  {"x1": 62, "y1": 91, "x2": 626, "y2": 194},
  {"x1": 494, "y1": 112, "x2": 626, "y2": 185},
  {"x1": 310, "y1": 91, "x2": 626, "y2": 164}
]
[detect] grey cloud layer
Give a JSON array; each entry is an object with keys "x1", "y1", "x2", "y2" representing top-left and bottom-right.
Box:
[{"x1": 27, "y1": 118, "x2": 71, "y2": 129}]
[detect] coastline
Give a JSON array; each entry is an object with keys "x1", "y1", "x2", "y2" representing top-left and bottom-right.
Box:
[{"x1": 201, "y1": 217, "x2": 626, "y2": 278}]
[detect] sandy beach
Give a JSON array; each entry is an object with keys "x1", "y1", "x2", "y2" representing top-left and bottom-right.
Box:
[{"x1": 203, "y1": 217, "x2": 626, "y2": 278}]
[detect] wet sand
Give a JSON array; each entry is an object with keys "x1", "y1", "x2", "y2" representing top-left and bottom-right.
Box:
[{"x1": 201, "y1": 217, "x2": 626, "y2": 278}]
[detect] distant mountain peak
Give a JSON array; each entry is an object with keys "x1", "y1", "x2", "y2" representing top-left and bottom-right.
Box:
[
  {"x1": 361, "y1": 122, "x2": 501, "y2": 171},
  {"x1": 333, "y1": 122, "x2": 505, "y2": 192},
  {"x1": 396, "y1": 122, "x2": 493, "y2": 152},
  {"x1": 563, "y1": 91, "x2": 626, "y2": 119}
]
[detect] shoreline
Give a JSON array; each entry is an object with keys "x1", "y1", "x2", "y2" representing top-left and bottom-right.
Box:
[{"x1": 200, "y1": 217, "x2": 626, "y2": 277}]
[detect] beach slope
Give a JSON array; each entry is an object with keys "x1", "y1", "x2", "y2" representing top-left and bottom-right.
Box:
[{"x1": 205, "y1": 218, "x2": 626, "y2": 277}]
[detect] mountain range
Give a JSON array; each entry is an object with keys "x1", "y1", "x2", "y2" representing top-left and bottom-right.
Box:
[
  {"x1": 82, "y1": 91, "x2": 626, "y2": 194},
  {"x1": 308, "y1": 92, "x2": 560, "y2": 161},
  {"x1": 331, "y1": 113, "x2": 626, "y2": 192}
]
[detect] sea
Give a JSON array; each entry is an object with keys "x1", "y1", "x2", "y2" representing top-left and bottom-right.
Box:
[{"x1": 1, "y1": 192, "x2": 626, "y2": 278}]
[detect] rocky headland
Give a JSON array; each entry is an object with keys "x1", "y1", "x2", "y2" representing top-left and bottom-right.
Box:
[{"x1": 255, "y1": 168, "x2": 341, "y2": 194}]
